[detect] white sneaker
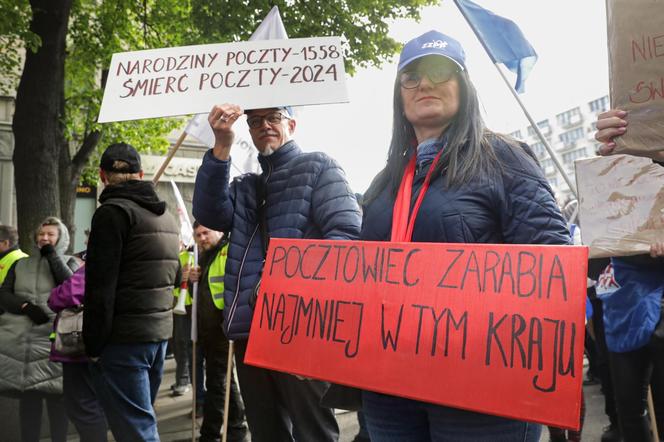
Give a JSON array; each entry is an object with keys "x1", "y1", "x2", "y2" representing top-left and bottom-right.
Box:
[{"x1": 171, "y1": 384, "x2": 191, "y2": 396}]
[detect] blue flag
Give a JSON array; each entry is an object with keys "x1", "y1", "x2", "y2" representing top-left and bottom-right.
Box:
[{"x1": 454, "y1": 0, "x2": 537, "y2": 93}]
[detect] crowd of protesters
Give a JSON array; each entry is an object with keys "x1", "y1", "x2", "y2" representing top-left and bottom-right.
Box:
[{"x1": 0, "y1": 29, "x2": 662, "y2": 442}]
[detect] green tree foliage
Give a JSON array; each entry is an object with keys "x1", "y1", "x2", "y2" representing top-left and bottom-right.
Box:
[{"x1": 0, "y1": 0, "x2": 435, "y2": 250}]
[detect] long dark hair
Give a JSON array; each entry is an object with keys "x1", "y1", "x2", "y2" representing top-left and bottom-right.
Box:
[{"x1": 364, "y1": 68, "x2": 500, "y2": 204}]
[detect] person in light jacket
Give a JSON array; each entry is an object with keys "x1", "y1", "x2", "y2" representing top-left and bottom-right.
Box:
[{"x1": 0, "y1": 216, "x2": 78, "y2": 442}]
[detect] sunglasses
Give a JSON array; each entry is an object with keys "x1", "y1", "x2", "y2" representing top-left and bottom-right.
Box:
[{"x1": 399, "y1": 67, "x2": 459, "y2": 89}]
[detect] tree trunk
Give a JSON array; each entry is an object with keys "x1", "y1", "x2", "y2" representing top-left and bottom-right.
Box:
[
  {"x1": 60, "y1": 129, "x2": 101, "y2": 253},
  {"x1": 59, "y1": 142, "x2": 77, "y2": 252},
  {"x1": 12, "y1": 0, "x2": 73, "y2": 252}
]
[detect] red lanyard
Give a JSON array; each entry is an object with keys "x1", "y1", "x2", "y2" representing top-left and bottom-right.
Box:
[{"x1": 390, "y1": 149, "x2": 444, "y2": 242}]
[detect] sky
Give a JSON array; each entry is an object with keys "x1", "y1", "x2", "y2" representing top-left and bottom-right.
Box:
[{"x1": 292, "y1": 0, "x2": 610, "y2": 194}]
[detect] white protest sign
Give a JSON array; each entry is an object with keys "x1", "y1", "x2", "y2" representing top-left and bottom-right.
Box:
[
  {"x1": 98, "y1": 36, "x2": 348, "y2": 123},
  {"x1": 575, "y1": 155, "x2": 664, "y2": 258}
]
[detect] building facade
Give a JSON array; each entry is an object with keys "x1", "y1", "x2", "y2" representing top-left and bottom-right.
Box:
[
  {"x1": 0, "y1": 96, "x2": 17, "y2": 228},
  {"x1": 508, "y1": 95, "x2": 610, "y2": 200}
]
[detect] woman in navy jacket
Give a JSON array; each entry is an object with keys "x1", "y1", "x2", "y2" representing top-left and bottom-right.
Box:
[{"x1": 360, "y1": 30, "x2": 569, "y2": 441}]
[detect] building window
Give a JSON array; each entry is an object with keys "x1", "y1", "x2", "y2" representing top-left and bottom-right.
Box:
[
  {"x1": 531, "y1": 142, "x2": 546, "y2": 157},
  {"x1": 556, "y1": 107, "x2": 582, "y2": 126},
  {"x1": 509, "y1": 130, "x2": 523, "y2": 140},
  {"x1": 541, "y1": 158, "x2": 554, "y2": 174},
  {"x1": 528, "y1": 119, "x2": 551, "y2": 137},
  {"x1": 562, "y1": 147, "x2": 588, "y2": 164},
  {"x1": 588, "y1": 96, "x2": 609, "y2": 113},
  {"x1": 559, "y1": 127, "x2": 584, "y2": 147}
]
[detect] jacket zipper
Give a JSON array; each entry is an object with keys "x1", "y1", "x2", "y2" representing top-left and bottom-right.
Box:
[
  {"x1": 226, "y1": 161, "x2": 273, "y2": 334},
  {"x1": 226, "y1": 225, "x2": 258, "y2": 332}
]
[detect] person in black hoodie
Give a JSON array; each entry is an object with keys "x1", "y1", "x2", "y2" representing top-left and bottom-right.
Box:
[{"x1": 83, "y1": 143, "x2": 179, "y2": 442}]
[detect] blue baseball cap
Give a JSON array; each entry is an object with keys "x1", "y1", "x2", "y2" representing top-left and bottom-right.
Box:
[
  {"x1": 279, "y1": 106, "x2": 294, "y2": 117},
  {"x1": 398, "y1": 30, "x2": 466, "y2": 72}
]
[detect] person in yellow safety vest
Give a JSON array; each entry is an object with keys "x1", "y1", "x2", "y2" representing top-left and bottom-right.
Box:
[
  {"x1": 0, "y1": 225, "x2": 28, "y2": 316},
  {"x1": 171, "y1": 246, "x2": 194, "y2": 397},
  {"x1": 0, "y1": 225, "x2": 28, "y2": 286},
  {"x1": 174, "y1": 249, "x2": 194, "y2": 306},
  {"x1": 207, "y1": 240, "x2": 227, "y2": 310},
  {"x1": 189, "y1": 220, "x2": 247, "y2": 442}
]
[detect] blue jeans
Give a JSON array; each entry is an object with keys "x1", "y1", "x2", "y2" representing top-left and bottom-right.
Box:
[
  {"x1": 363, "y1": 391, "x2": 541, "y2": 442},
  {"x1": 91, "y1": 341, "x2": 167, "y2": 442}
]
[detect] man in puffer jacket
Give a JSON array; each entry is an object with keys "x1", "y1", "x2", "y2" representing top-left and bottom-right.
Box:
[
  {"x1": 193, "y1": 103, "x2": 361, "y2": 442},
  {"x1": 0, "y1": 216, "x2": 78, "y2": 442}
]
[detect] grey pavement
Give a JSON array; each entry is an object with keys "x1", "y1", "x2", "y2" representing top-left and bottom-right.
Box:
[
  {"x1": 155, "y1": 358, "x2": 610, "y2": 441},
  {"x1": 0, "y1": 357, "x2": 608, "y2": 441},
  {"x1": 155, "y1": 358, "x2": 362, "y2": 442}
]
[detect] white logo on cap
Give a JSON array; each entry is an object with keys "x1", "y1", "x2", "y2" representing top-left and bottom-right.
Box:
[{"x1": 421, "y1": 40, "x2": 448, "y2": 50}]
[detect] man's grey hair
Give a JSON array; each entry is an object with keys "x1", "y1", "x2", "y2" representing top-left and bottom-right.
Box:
[{"x1": 0, "y1": 225, "x2": 19, "y2": 247}]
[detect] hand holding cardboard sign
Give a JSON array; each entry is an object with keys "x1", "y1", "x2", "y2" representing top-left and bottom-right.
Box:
[
  {"x1": 651, "y1": 242, "x2": 664, "y2": 258},
  {"x1": 595, "y1": 109, "x2": 628, "y2": 155},
  {"x1": 595, "y1": 109, "x2": 664, "y2": 161},
  {"x1": 208, "y1": 103, "x2": 243, "y2": 160}
]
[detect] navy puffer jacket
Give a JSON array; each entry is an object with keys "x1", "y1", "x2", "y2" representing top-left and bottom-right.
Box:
[
  {"x1": 193, "y1": 141, "x2": 361, "y2": 339},
  {"x1": 361, "y1": 137, "x2": 570, "y2": 246}
]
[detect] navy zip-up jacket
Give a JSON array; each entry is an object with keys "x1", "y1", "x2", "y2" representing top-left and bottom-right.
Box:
[
  {"x1": 362, "y1": 137, "x2": 570, "y2": 246},
  {"x1": 193, "y1": 141, "x2": 361, "y2": 339}
]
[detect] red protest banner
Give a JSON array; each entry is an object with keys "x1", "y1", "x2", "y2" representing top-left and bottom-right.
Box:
[{"x1": 244, "y1": 239, "x2": 588, "y2": 429}]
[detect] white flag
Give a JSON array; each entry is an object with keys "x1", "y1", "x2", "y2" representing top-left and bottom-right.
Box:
[
  {"x1": 250, "y1": 5, "x2": 288, "y2": 40},
  {"x1": 184, "y1": 5, "x2": 289, "y2": 163},
  {"x1": 184, "y1": 113, "x2": 216, "y2": 149},
  {"x1": 170, "y1": 180, "x2": 194, "y2": 248}
]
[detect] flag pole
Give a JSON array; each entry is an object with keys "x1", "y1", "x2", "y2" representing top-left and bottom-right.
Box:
[
  {"x1": 491, "y1": 64, "x2": 578, "y2": 197},
  {"x1": 221, "y1": 341, "x2": 235, "y2": 442},
  {"x1": 191, "y1": 244, "x2": 200, "y2": 441},
  {"x1": 452, "y1": 0, "x2": 578, "y2": 198},
  {"x1": 648, "y1": 386, "x2": 659, "y2": 441},
  {"x1": 153, "y1": 131, "x2": 187, "y2": 185},
  {"x1": 191, "y1": 338, "x2": 198, "y2": 441},
  {"x1": 568, "y1": 203, "x2": 579, "y2": 226}
]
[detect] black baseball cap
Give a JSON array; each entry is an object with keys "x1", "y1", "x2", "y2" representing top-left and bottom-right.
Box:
[{"x1": 99, "y1": 142, "x2": 142, "y2": 173}]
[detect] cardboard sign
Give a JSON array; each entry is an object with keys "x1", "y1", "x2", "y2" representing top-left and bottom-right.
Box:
[
  {"x1": 607, "y1": 0, "x2": 664, "y2": 153},
  {"x1": 98, "y1": 37, "x2": 348, "y2": 123},
  {"x1": 576, "y1": 155, "x2": 664, "y2": 258},
  {"x1": 245, "y1": 239, "x2": 588, "y2": 429}
]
